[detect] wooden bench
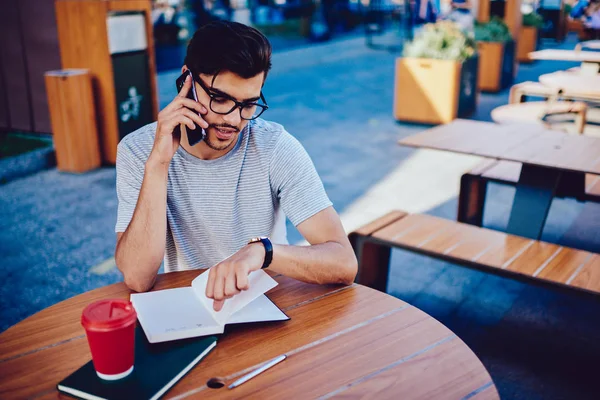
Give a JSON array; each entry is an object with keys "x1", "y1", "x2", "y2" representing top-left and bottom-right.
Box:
[
  {"x1": 457, "y1": 160, "x2": 600, "y2": 227},
  {"x1": 349, "y1": 211, "x2": 600, "y2": 296}
]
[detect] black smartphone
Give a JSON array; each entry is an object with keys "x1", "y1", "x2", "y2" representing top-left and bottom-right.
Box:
[{"x1": 175, "y1": 70, "x2": 206, "y2": 146}]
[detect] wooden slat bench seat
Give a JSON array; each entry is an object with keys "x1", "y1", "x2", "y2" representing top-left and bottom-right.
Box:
[
  {"x1": 349, "y1": 211, "x2": 600, "y2": 296},
  {"x1": 457, "y1": 160, "x2": 600, "y2": 226}
]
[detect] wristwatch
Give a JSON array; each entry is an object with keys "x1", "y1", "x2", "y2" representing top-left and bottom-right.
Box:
[{"x1": 248, "y1": 237, "x2": 273, "y2": 269}]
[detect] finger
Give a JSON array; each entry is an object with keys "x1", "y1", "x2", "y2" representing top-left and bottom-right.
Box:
[
  {"x1": 180, "y1": 108, "x2": 209, "y2": 129},
  {"x1": 236, "y1": 268, "x2": 249, "y2": 291},
  {"x1": 177, "y1": 74, "x2": 192, "y2": 99},
  {"x1": 205, "y1": 268, "x2": 216, "y2": 299},
  {"x1": 213, "y1": 299, "x2": 225, "y2": 312},
  {"x1": 224, "y1": 272, "x2": 240, "y2": 297},
  {"x1": 213, "y1": 274, "x2": 225, "y2": 302},
  {"x1": 180, "y1": 98, "x2": 208, "y2": 114},
  {"x1": 174, "y1": 115, "x2": 196, "y2": 131}
]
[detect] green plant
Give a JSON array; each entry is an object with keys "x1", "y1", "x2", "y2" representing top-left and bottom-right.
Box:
[
  {"x1": 523, "y1": 11, "x2": 544, "y2": 27},
  {"x1": 403, "y1": 21, "x2": 476, "y2": 61},
  {"x1": 564, "y1": 3, "x2": 573, "y2": 15},
  {"x1": 474, "y1": 17, "x2": 512, "y2": 42}
]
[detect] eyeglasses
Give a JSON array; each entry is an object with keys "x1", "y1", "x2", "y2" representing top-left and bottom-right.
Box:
[{"x1": 193, "y1": 73, "x2": 269, "y2": 121}]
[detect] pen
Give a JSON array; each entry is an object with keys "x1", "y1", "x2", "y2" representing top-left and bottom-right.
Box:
[{"x1": 228, "y1": 354, "x2": 287, "y2": 389}]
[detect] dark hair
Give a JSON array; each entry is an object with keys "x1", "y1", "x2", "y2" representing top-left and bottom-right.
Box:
[{"x1": 184, "y1": 21, "x2": 272, "y2": 80}]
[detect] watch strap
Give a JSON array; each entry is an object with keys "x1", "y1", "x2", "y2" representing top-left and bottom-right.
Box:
[{"x1": 259, "y1": 237, "x2": 273, "y2": 269}]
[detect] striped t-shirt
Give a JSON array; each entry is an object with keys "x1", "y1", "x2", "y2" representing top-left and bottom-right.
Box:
[{"x1": 115, "y1": 118, "x2": 332, "y2": 272}]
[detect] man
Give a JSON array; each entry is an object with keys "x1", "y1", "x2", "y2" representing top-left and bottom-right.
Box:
[{"x1": 115, "y1": 21, "x2": 358, "y2": 311}]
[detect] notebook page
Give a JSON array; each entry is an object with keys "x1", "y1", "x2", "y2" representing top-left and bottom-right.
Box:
[
  {"x1": 131, "y1": 287, "x2": 222, "y2": 342},
  {"x1": 191, "y1": 269, "x2": 278, "y2": 325},
  {"x1": 228, "y1": 294, "x2": 288, "y2": 324}
]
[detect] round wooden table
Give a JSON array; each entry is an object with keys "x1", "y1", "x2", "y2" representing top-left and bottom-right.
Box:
[{"x1": 0, "y1": 272, "x2": 499, "y2": 399}]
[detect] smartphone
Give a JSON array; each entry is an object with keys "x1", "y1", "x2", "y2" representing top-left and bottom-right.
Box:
[{"x1": 175, "y1": 70, "x2": 206, "y2": 146}]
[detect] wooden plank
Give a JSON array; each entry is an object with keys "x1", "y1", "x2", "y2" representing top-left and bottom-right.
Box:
[
  {"x1": 419, "y1": 223, "x2": 491, "y2": 256},
  {"x1": 469, "y1": 159, "x2": 500, "y2": 176},
  {"x1": 352, "y1": 211, "x2": 407, "y2": 237},
  {"x1": 569, "y1": 254, "x2": 600, "y2": 292},
  {"x1": 502, "y1": 129, "x2": 571, "y2": 166},
  {"x1": 373, "y1": 214, "x2": 454, "y2": 247},
  {"x1": 0, "y1": 272, "x2": 316, "y2": 362},
  {"x1": 0, "y1": 280, "x2": 371, "y2": 398},
  {"x1": 445, "y1": 227, "x2": 508, "y2": 261},
  {"x1": 0, "y1": 271, "x2": 192, "y2": 361},
  {"x1": 399, "y1": 119, "x2": 600, "y2": 175},
  {"x1": 194, "y1": 307, "x2": 454, "y2": 399},
  {"x1": 156, "y1": 286, "x2": 411, "y2": 397},
  {"x1": 470, "y1": 384, "x2": 502, "y2": 400},
  {"x1": 537, "y1": 248, "x2": 593, "y2": 284},
  {"x1": 321, "y1": 337, "x2": 497, "y2": 400},
  {"x1": 399, "y1": 119, "x2": 542, "y2": 161},
  {"x1": 504, "y1": 241, "x2": 562, "y2": 275},
  {"x1": 476, "y1": 235, "x2": 533, "y2": 268},
  {"x1": 482, "y1": 160, "x2": 521, "y2": 182}
]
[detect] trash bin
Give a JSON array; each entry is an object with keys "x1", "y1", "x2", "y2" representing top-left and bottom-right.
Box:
[
  {"x1": 107, "y1": 12, "x2": 155, "y2": 141},
  {"x1": 44, "y1": 69, "x2": 101, "y2": 173}
]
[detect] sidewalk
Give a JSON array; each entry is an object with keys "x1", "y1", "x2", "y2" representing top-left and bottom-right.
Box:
[{"x1": 2, "y1": 33, "x2": 600, "y2": 399}]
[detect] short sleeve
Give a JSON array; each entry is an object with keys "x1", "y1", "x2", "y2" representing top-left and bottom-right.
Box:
[
  {"x1": 115, "y1": 141, "x2": 145, "y2": 233},
  {"x1": 270, "y1": 132, "x2": 332, "y2": 226}
]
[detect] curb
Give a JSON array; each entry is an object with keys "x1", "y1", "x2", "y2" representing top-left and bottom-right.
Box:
[{"x1": 0, "y1": 146, "x2": 56, "y2": 184}]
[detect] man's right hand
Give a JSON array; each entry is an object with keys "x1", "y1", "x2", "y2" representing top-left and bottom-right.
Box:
[{"x1": 150, "y1": 75, "x2": 209, "y2": 166}]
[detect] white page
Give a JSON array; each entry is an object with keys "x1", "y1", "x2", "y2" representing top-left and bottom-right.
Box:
[
  {"x1": 131, "y1": 287, "x2": 222, "y2": 342},
  {"x1": 228, "y1": 294, "x2": 289, "y2": 324},
  {"x1": 191, "y1": 269, "x2": 278, "y2": 325}
]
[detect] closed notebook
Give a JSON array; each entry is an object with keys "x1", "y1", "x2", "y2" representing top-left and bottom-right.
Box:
[
  {"x1": 131, "y1": 269, "x2": 289, "y2": 343},
  {"x1": 57, "y1": 326, "x2": 217, "y2": 400}
]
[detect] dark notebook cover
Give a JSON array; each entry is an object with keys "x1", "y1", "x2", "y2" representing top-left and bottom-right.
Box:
[{"x1": 57, "y1": 326, "x2": 217, "y2": 400}]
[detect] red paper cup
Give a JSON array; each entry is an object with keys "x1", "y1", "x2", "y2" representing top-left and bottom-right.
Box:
[{"x1": 81, "y1": 299, "x2": 137, "y2": 380}]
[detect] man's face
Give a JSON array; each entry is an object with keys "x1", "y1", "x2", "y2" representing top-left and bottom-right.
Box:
[{"x1": 192, "y1": 70, "x2": 265, "y2": 152}]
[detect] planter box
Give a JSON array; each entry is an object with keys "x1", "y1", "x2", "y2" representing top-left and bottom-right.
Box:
[
  {"x1": 394, "y1": 56, "x2": 478, "y2": 124},
  {"x1": 477, "y1": 40, "x2": 515, "y2": 92},
  {"x1": 517, "y1": 26, "x2": 537, "y2": 63}
]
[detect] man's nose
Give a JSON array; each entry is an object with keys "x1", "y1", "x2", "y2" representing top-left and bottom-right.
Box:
[{"x1": 222, "y1": 108, "x2": 241, "y2": 126}]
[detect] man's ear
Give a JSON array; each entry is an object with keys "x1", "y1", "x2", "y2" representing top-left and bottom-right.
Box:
[{"x1": 181, "y1": 65, "x2": 188, "y2": 74}]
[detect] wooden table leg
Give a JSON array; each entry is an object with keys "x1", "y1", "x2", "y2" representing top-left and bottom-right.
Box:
[
  {"x1": 556, "y1": 171, "x2": 586, "y2": 201},
  {"x1": 458, "y1": 173, "x2": 488, "y2": 226},
  {"x1": 506, "y1": 164, "x2": 562, "y2": 240},
  {"x1": 352, "y1": 236, "x2": 391, "y2": 293}
]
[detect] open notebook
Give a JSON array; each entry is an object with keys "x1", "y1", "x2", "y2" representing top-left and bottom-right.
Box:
[{"x1": 131, "y1": 270, "x2": 289, "y2": 343}]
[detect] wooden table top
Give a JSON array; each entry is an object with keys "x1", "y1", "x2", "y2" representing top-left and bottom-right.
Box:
[
  {"x1": 539, "y1": 71, "x2": 600, "y2": 98},
  {"x1": 529, "y1": 49, "x2": 600, "y2": 63},
  {"x1": 0, "y1": 271, "x2": 498, "y2": 399},
  {"x1": 399, "y1": 119, "x2": 600, "y2": 175}
]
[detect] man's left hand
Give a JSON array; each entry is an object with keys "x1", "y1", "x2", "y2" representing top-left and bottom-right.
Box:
[{"x1": 205, "y1": 243, "x2": 266, "y2": 311}]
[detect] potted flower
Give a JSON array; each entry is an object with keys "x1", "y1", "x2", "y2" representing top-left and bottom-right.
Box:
[
  {"x1": 394, "y1": 21, "x2": 478, "y2": 124},
  {"x1": 474, "y1": 17, "x2": 515, "y2": 92},
  {"x1": 518, "y1": 11, "x2": 543, "y2": 62}
]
